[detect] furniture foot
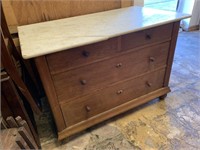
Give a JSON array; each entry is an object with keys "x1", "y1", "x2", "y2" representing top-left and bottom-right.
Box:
[{"x1": 159, "y1": 94, "x2": 167, "y2": 100}]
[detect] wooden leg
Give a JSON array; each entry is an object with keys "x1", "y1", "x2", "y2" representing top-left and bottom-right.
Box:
[{"x1": 159, "y1": 94, "x2": 167, "y2": 100}]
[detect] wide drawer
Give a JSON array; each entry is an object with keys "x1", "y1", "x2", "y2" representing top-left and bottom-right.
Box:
[
  {"x1": 46, "y1": 37, "x2": 119, "y2": 74},
  {"x1": 60, "y1": 69, "x2": 166, "y2": 127},
  {"x1": 53, "y1": 42, "x2": 169, "y2": 102},
  {"x1": 121, "y1": 23, "x2": 173, "y2": 51}
]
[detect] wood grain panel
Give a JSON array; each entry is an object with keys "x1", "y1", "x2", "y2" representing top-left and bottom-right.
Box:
[
  {"x1": 53, "y1": 42, "x2": 170, "y2": 102},
  {"x1": 121, "y1": 0, "x2": 133, "y2": 7},
  {"x1": 9, "y1": 0, "x2": 44, "y2": 25},
  {"x1": 3, "y1": 0, "x2": 128, "y2": 26},
  {"x1": 58, "y1": 87, "x2": 170, "y2": 140},
  {"x1": 69, "y1": 0, "x2": 121, "y2": 17},
  {"x1": 61, "y1": 68, "x2": 165, "y2": 126},
  {"x1": 1, "y1": 1, "x2": 18, "y2": 29},
  {"x1": 47, "y1": 37, "x2": 119, "y2": 74},
  {"x1": 121, "y1": 23, "x2": 173, "y2": 51}
]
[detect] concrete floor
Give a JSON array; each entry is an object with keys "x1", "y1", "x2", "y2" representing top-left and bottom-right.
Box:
[{"x1": 36, "y1": 30, "x2": 200, "y2": 149}]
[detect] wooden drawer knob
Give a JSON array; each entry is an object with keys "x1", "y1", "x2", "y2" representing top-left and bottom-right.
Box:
[
  {"x1": 116, "y1": 63, "x2": 122, "y2": 68},
  {"x1": 80, "y1": 79, "x2": 87, "y2": 85},
  {"x1": 117, "y1": 89, "x2": 123, "y2": 94},
  {"x1": 149, "y1": 57, "x2": 155, "y2": 62},
  {"x1": 146, "y1": 81, "x2": 152, "y2": 87},
  {"x1": 145, "y1": 34, "x2": 151, "y2": 40},
  {"x1": 82, "y1": 50, "x2": 90, "y2": 57},
  {"x1": 85, "y1": 106, "x2": 91, "y2": 112}
]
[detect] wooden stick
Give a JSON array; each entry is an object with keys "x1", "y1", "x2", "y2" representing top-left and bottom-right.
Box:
[
  {"x1": 6, "y1": 116, "x2": 18, "y2": 128},
  {"x1": 16, "y1": 134, "x2": 30, "y2": 149},
  {"x1": 1, "y1": 33, "x2": 41, "y2": 115},
  {"x1": 1, "y1": 118, "x2": 8, "y2": 129},
  {"x1": 15, "y1": 116, "x2": 23, "y2": 126},
  {"x1": 18, "y1": 127, "x2": 37, "y2": 149},
  {"x1": 19, "y1": 120, "x2": 35, "y2": 142}
]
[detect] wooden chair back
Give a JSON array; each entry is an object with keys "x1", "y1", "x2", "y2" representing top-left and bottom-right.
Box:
[{"x1": 1, "y1": 116, "x2": 39, "y2": 149}]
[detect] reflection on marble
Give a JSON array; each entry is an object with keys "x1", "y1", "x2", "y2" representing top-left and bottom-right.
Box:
[
  {"x1": 144, "y1": 0, "x2": 178, "y2": 12},
  {"x1": 35, "y1": 30, "x2": 200, "y2": 149}
]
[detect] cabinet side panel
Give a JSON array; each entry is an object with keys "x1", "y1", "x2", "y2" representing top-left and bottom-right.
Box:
[
  {"x1": 34, "y1": 56, "x2": 66, "y2": 131},
  {"x1": 164, "y1": 21, "x2": 180, "y2": 86}
]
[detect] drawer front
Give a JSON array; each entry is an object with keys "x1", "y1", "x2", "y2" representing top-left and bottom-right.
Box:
[
  {"x1": 61, "y1": 69, "x2": 165, "y2": 126},
  {"x1": 121, "y1": 23, "x2": 173, "y2": 51},
  {"x1": 46, "y1": 37, "x2": 119, "y2": 74},
  {"x1": 53, "y1": 42, "x2": 170, "y2": 101}
]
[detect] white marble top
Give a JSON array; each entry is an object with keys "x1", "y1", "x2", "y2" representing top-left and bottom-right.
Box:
[{"x1": 18, "y1": 6, "x2": 190, "y2": 59}]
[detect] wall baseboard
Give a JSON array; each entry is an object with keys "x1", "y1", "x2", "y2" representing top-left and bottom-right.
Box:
[{"x1": 189, "y1": 25, "x2": 199, "y2": 31}]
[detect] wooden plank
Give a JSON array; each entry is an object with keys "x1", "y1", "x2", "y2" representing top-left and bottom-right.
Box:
[
  {"x1": 1, "y1": 73, "x2": 26, "y2": 119},
  {"x1": 17, "y1": 119, "x2": 40, "y2": 148},
  {"x1": 1, "y1": 0, "x2": 131, "y2": 32},
  {"x1": 6, "y1": 116, "x2": 18, "y2": 128},
  {"x1": 1, "y1": 33, "x2": 41, "y2": 115},
  {"x1": 4, "y1": 0, "x2": 122, "y2": 26},
  {"x1": 1, "y1": 95, "x2": 13, "y2": 120},
  {"x1": 34, "y1": 56, "x2": 66, "y2": 131},
  {"x1": 8, "y1": 0, "x2": 44, "y2": 25},
  {"x1": 15, "y1": 116, "x2": 23, "y2": 126},
  {"x1": 18, "y1": 120, "x2": 34, "y2": 142},
  {"x1": 18, "y1": 121, "x2": 38, "y2": 149},
  {"x1": 13, "y1": 38, "x2": 20, "y2": 48},
  {"x1": 1, "y1": 1, "x2": 18, "y2": 29},
  {"x1": 121, "y1": 0, "x2": 133, "y2": 7},
  {"x1": 0, "y1": 50, "x2": 41, "y2": 147},
  {"x1": 16, "y1": 118, "x2": 40, "y2": 149},
  {"x1": 8, "y1": 26, "x2": 18, "y2": 34},
  {"x1": 1, "y1": 118, "x2": 9, "y2": 129},
  {"x1": 16, "y1": 134, "x2": 30, "y2": 149},
  {"x1": 18, "y1": 127, "x2": 37, "y2": 149},
  {"x1": 69, "y1": 0, "x2": 121, "y2": 17},
  {"x1": 1, "y1": 6, "x2": 42, "y2": 96}
]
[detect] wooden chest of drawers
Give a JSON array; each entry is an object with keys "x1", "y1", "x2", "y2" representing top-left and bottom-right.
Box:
[
  {"x1": 35, "y1": 22, "x2": 179, "y2": 140},
  {"x1": 18, "y1": 6, "x2": 190, "y2": 140}
]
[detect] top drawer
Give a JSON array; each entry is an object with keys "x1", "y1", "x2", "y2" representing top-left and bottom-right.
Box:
[
  {"x1": 46, "y1": 37, "x2": 118, "y2": 74},
  {"x1": 121, "y1": 23, "x2": 173, "y2": 51}
]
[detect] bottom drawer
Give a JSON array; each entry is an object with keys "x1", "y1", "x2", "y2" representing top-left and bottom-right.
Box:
[{"x1": 61, "y1": 69, "x2": 166, "y2": 127}]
